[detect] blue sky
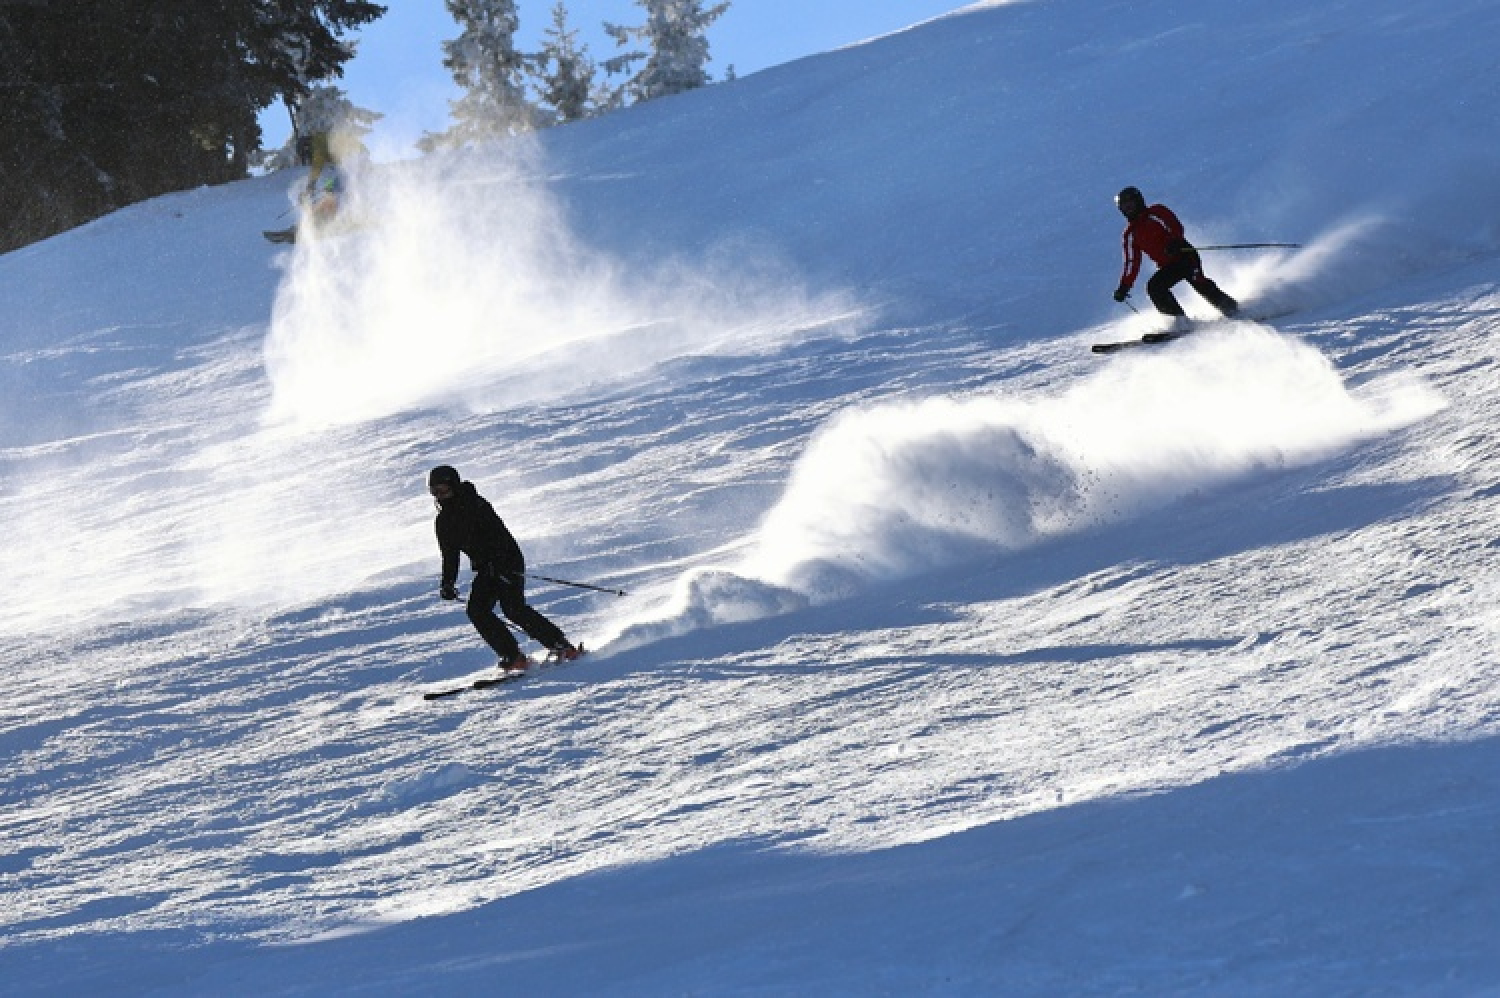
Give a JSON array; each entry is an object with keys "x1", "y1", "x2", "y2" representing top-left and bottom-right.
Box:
[{"x1": 264, "y1": 0, "x2": 966, "y2": 158}]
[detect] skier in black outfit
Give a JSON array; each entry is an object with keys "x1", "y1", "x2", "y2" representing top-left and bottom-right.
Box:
[{"x1": 429, "y1": 465, "x2": 581, "y2": 672}]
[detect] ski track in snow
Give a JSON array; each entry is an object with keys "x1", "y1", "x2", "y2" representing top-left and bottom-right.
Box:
[{"x1": 4, "y1": 284, "x2": 1496, "y2": 959}]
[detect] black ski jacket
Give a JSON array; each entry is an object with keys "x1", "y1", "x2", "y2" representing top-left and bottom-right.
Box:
[{"x1": 435, "y1": 481, "x2": 525, "y2": 589}]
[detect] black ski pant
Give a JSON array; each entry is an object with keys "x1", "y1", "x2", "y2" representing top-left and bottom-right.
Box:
[
  {"x1": 1147, "y1": 255, "x2": 1238, "y2": 318},
  {"x1": 466, "y1": 565, "x2": 567, "y2": 661}
]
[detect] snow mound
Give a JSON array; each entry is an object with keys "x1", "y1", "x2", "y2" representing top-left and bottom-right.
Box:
[
  {"x1": 379, "y1": 762, "x2": 482, "y2": 805},
  {"x1": 606, "y1": 569, "x2": 809, "y2": 652}
]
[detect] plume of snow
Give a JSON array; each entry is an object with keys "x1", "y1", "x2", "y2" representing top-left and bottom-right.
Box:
[
  {"x1": 606, "y1": 323, "x2": 1443, "y2": 648},
  {"x1": 748, "y1": 324, "x2": 1442, "y2": 594},
  {"x1": 262, "y1": 140, "x2": 863, "y2": 429}
]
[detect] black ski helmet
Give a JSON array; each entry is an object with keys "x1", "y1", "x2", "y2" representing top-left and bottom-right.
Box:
[
  {"x1": 1115, "y1": 186, "x2": 1145, "y2": 217},
  {"x1": 428, "y1": 465, "x2": 460, "y2": 490}
]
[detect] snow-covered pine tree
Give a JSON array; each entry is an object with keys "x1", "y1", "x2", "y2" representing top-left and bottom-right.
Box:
[
  {"x1": 533, "y1": 1, "x2": 598, "y2": 125},
  {"x1": 0, "y1": 0, "x2": 381, "y2": 252},
  {"x1": 425, "y1": 0, "x2": 537, "y2": 150},
  {"x1": 604, "y1": 0, "x2": 730, "y2": 104}
]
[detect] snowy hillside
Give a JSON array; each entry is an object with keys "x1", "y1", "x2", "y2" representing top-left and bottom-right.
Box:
[{"x1": 3, "y1": 0, "x2": 1500, "y2": 994}]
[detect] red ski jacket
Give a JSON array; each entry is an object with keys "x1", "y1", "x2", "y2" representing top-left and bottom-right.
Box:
[{"x1": 1119, "y1": 204, "x2": 1193, "y2": 291}]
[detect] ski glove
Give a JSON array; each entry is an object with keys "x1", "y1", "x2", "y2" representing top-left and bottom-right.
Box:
[
  {"x1": 1113, "y1": 286, "x2": 1131, "y2": 302},
  {"x1": 440, "y1": 583, "x2": 459, "y2": 601}
]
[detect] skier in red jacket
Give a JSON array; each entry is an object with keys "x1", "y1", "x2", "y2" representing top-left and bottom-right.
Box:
[{"x1": 1113, "y1": 186, "x2": 1238, "y2": 320}]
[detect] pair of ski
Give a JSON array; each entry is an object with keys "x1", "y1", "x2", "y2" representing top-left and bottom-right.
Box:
[
  {"x1": 1091, "y1": 309, "x2": 1293, "y2": 354},
  {"x1": 423, "y1": 646, "x2": 587, "y2": 701},
  {"x1": 1091, "y1": 330, "x2": 1184, "y2": 354}
]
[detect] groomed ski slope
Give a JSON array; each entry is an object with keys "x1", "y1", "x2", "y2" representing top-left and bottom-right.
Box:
[{"x1": 2, "y1": 0, "x2": 1499, "y2": 994}]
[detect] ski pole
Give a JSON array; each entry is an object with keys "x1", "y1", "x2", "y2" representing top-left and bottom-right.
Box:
[
  {"x1": 527, "y1": 572, "x2": 628, "y2": 597},
  {"x1": 1193, "y1": 242, "x2": 1302, "y2": 251}
]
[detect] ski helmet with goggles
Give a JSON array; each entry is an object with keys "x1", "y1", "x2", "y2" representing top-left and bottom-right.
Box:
[
  {"x1": 1115, "y1": 186, "x2": 1145, "y2": 216},
  {"x1": 428, "y1": 465, "x2": 460, "y2": 492}
]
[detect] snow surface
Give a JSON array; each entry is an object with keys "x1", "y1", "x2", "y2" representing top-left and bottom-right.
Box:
[{"x1": 4, "y1": 0, "x2": 1500, "y2": 993}]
